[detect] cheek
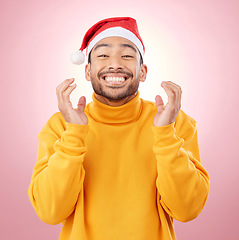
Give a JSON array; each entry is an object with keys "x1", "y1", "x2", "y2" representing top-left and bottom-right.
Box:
[
  {"x1": 90, "y1": 63, "x2": 104, "y2": 77},
  {"x1": 89, "y1": 66, "x2": 98, "y2": 79}
]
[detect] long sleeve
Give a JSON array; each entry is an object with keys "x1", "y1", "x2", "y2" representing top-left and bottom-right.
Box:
[
  {"x1": 152, "y1": 110, "x2": 210, "y2": 222},
  {"x1": 28, "y1": 113, "x2": 89, "y2": 225}
]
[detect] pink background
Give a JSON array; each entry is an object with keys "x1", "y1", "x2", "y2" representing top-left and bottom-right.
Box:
[{"x1": 1, "y1": 0, "x2": 238, "y2": 239}]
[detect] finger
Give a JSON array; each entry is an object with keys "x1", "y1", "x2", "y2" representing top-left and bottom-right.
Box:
[
  {"x1": 56, "y1": 79, "x2": 75, "y2": 109},
  {"x1": 57, "y1": 84, "x2": 75, "y2": 107},
  {"x1": 57, "y1": 80, "x2": 74, "y2": 106},
  {"x1": 77, "y1": 96, "x2": 86, "y2": 113},
  {"x1": 163, "y1": 80, "x2": 180, "y2": 88},
  {"x1": 162, "y1": 81, "x2": 182, "y2": 107},
  {"x1": 155, "y1": 95, "x2": 164, "y2": 112},
  {"x1": 56, "y1": 78, "x2": 74, "y2": 91},
  {"x1": 62, "y1": 84, "x2": 77, "y2": 101},
  {"x1": 161, "y1": 82, "x2": 176, "y2": 107},
  {"x1": 56, "y1": 78, "x2": 75, "y2": 94},
  {"x1": 162, "y1": 81, "x2": 181, "y2": 94}
]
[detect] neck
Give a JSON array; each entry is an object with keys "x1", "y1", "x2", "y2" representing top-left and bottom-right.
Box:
[
  {"x1": 87, "y1": 91, "x2": 142, "y2": 124},
  {"x1": 94, "y1": 92, "x2": 137, "y2": 107}
]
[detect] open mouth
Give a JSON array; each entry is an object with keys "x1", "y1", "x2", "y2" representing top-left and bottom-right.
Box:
[
  {"x1": 104, "y1": 76, "x2": 127, "y2": 82},
  {"x1": 102, "y1": 75, "x2": 129, "y2": 86},
  {"x1": 101, "y1": 74, "x2": 130, "y2": 85}
]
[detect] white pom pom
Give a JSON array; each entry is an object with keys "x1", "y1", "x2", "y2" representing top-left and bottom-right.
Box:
[{"x1": 71, "y1": 50, "x2": 85, "y2": 65}]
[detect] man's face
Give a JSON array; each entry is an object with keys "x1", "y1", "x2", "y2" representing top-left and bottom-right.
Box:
[{"x1": 85, "y1": 36, "x2": 147, "y2": 103}]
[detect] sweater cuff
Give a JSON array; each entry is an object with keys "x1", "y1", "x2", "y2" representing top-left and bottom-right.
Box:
[
  {"x1": 60, "y1": 122, "x2": 89, "y2": 147},
  {"x1": 152, "y1": 122, "x2": 183, "y2": 147}
]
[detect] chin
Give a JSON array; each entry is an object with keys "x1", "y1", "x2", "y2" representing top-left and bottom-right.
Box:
[{"x1": 98, "y1": 87, "x2": 137, "y2": 101}]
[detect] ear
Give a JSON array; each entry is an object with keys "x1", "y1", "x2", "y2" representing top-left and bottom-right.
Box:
[
  {"x1": 85, "y1": 63, "x2": 91, "y2": 81},
  {"x1": 140, "y1": 64, "x2": 147, "y2": 82}
]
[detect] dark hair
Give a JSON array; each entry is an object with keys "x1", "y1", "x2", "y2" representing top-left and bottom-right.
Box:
[{"x1": 87, "y1": 50, "x2": 144, "y2": 65}]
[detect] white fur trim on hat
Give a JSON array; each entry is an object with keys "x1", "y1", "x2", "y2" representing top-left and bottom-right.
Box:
[{"x1": 86, "y1": 27, "x2": 144, "y2": 58}]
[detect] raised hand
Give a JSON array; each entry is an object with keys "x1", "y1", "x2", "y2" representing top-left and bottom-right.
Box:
[
  {"x1": 153, "y1": 81, "x2": 182, "y2": 127},
  {"x1": 56, "y1": 78, "x2": 88, "y2": 125}
]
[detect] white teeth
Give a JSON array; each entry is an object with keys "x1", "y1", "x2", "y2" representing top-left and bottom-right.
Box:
[{"x1": 105, "y1": 77, "x2": 125, "y2": 82}]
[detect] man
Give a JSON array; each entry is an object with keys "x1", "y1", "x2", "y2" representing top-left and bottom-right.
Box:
[{"x1": 28, "y1": 17, "x2": 210, "y2": 240}]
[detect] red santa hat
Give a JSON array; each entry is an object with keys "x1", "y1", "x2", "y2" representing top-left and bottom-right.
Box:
[{"x1": 71, "y1": 17, "x2": 145, "y2": 65}]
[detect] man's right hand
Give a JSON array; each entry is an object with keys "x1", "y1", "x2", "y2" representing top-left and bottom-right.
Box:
[{"x1": 56, "y1": 78, "x2": 88, "y2": 125}]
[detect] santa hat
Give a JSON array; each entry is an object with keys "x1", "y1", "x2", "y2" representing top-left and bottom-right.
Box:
[{"x1": 71, "y1": 17, "x2": 145, "y2": 65}]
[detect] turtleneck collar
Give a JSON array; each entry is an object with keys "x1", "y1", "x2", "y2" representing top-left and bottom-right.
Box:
[{"x1": 86, "y1": 91, "x2": 142, "y2": 124}]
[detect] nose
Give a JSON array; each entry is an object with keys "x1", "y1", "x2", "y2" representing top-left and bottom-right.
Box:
[{"x1": 108, "y1": 55, "x2": 123, "y2": 70}]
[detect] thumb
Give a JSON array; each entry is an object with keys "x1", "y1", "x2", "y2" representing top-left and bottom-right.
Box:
[
  {"x1": 77, "y1": 96, "x2": 86, "y2": 112},
  {"x1": 155, "y1": 95, "x2": 164, "y2": 112}
]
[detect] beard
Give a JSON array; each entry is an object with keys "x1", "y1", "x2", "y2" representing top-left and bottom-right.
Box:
[{"x1": 90, "y1": 71, "x2": 140, "y2": 101}]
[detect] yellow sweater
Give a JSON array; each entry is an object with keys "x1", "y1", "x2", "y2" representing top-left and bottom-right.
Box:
[{"x1": 28, "y1": 91, "x2": 210, "y2": 240}]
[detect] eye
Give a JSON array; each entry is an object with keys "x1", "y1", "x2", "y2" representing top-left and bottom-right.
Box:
[
  {"x1": 122, "y1": 55, "x2": 134, "y2": 58},
  {"x1": 98, "y1": 54, "x2": 109, "y2": 58}
]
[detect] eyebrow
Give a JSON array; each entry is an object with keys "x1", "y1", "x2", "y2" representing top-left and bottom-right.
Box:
[
  {"x1": 121, "y1": 43, "x2": 137, "y2": 52},
  {"x1": 93, "y1": 43, "x2": 111, "y2": 51}
]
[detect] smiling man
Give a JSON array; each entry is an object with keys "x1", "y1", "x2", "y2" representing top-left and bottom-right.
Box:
[
  {"x1": 28, "y1": 17, "x2": 210, "y2": 240},
  {"x1": 85, "y1": 36, "x2": 147, "y2": 106},
  {"x1": 86, "y1": 36, "x2": 146, "y2": 105}
]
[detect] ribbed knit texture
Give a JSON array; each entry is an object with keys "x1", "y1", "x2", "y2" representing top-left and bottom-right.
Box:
[{"x1": 28, "y1": 91, "x2": 209, "y2": 240}]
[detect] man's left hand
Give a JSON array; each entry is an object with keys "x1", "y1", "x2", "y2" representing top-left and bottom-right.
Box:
[{"x1": 153, "y1": 81, "x2": 182, "y2": 127}]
